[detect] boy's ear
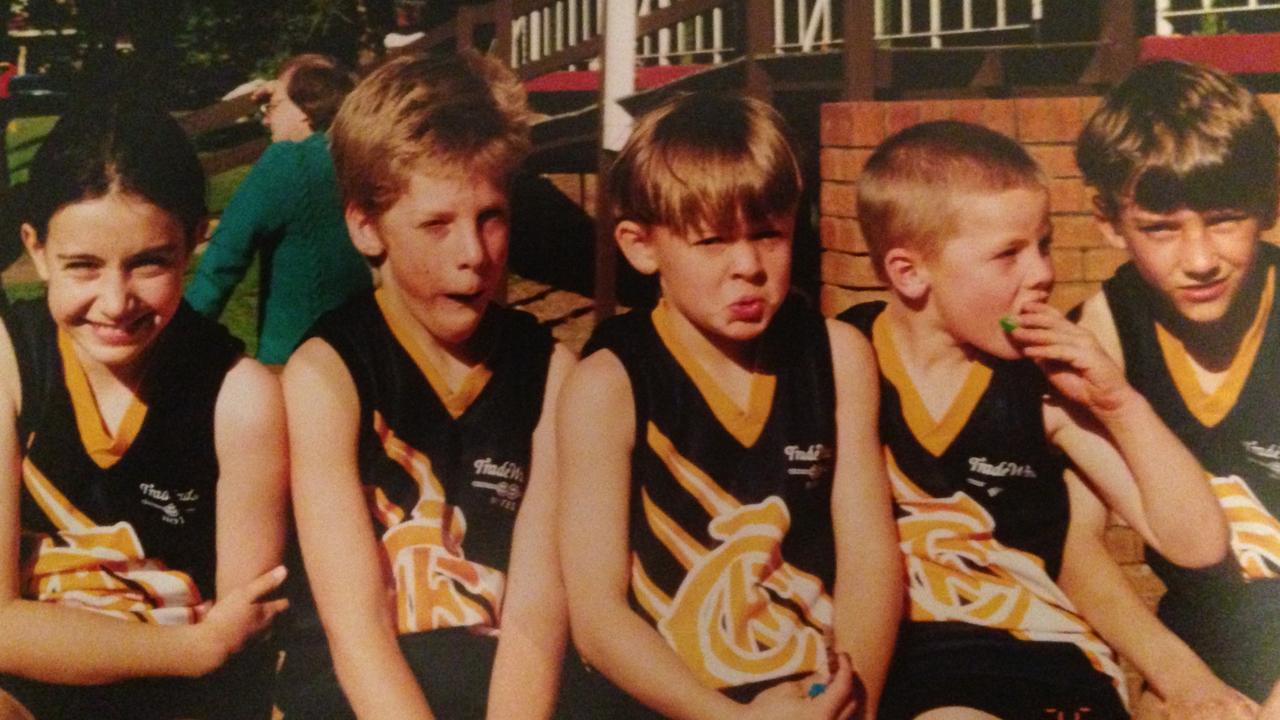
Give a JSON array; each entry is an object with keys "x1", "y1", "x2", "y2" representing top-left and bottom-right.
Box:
[
  {"x1": 345, "y1": 204, "x2": 387, "y2": 260},
  {"x1": 615, "y1": 220, "x2": 659, "y2": 276},
  {"x1": 1091, "y1": 195, "x2": 1129, "y2": 250},
  {"x1": 882, "y1": 247, "x2": 930, "y2": 301},
  {"x1": 19, "y1": 223, "x2": 48, "y2": 281}
]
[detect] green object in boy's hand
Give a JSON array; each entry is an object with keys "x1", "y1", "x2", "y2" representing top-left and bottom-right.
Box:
[
  {"x1": 807, "y1": 682, "x2": 827, "y2": 698},
  {"x1": 999, "y1": 316, "x2": 1018, "y2": 333}
]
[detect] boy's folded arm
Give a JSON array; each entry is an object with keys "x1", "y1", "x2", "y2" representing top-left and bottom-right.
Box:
[
  {"x1": 556, "y1": 352, "x2": 742, "y2": 720},
  {"x1": 1058, "y1": 471, "x2": 1256, "y2": 720},
  {"x1": 486, "y1": 344, "x2": 576, "y2": 720},
  {"x1": 283, "y1": 339, "x2": 436, "y2": 720},
  {"x1": 827, "y1": 320, "x2": 902, "y2": 720}
]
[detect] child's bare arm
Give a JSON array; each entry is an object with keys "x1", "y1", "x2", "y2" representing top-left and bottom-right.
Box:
[
  {"x1": 1013, "y1": 302, "x2": 1228, "y2": 567},
  {"x1": 213, "y1": 357, "x2": 289, "y2": 604},
  {"x1": 827, "y1": 320, "x2": 902, "y2": 719},
  {"x1": 0, "y1": 321, "x2": 283, "y2": 684},
  {"x1": 1059, "y1": 470, "x2": 1256, "y2": 720},
  {"x1": 283, "y1": 339, "x2": 434, "y2": 720},
  {"x1": 486, "y1": 344, "x2": 576, "y2": 720}
]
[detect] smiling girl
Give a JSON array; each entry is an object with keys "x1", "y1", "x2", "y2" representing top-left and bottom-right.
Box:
[{"x1": 0, "y1": 101, "x2": 289, "y2": 719}]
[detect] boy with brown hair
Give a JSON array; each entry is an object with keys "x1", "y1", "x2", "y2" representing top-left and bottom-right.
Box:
[
  {"x1": 835, "y1": 119, "x2": 1229, "y2": 719},
  {"x1": 1076, "y1": 59, "x2": 1280, "y2": 715},
  {"x1": 558, "y1": 92, "x2": 902, "y2": 719},
  {"x1": 275, "y1": 51, "x2": 575, "y2": 719}
]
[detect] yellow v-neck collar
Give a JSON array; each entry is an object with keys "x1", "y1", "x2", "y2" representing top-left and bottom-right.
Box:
[
  {"x1": 651, "y1": 301, "x2": 775, "y2": 448},
  {"x1": 1156, "y1": 266, "x2": 1275, "y2": 428},
  {"x1": 376, "y1": 289, "x2": 492, "y2": 420},
  {"x1": 58, "y1": 330, "x2": 148, "y2": 470},
  {"x1": 872, "y1": 313, "x2": 993, "y2": 457}
]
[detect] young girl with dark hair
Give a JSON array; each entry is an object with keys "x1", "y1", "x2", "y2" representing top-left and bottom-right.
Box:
[{"x1": 0, "y1": 101, "x2": 289, "y2": 719}]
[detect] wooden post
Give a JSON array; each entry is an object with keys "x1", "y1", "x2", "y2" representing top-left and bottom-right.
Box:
[
  {"x1": 743, "y1": 0, "x2": 773, "y2": 102},
  {"x1": 842, "y1": 0, "x2": 876, "y2": 100},
  {"x1": 492, "y1": 1, "x2": 513, "y2": 62},
  {"x1": 1098, "y1": 0, "x2": 1138, "y2": 86},
  {"x1": 594, "y1": 0, "x2": 638, "y2": 321}
]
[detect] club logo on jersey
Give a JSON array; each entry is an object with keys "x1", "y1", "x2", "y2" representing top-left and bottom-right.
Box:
[
  {"x1": 1242, "y1": 441, "x2": 1280, "y2": 480},
  {"x1": 963, "y1": 457, "x2": 1037, "y2": 497},
  {"x1": 373, "y1": 412, "x2": 507, "y2": 634},
  {"x1": 22, "y1": 458, "x2": 201, "y2": 624},
  {"x1": 137, "y1": 483, "x2": 201, "y2": 525},
  {"x1": 1210, "y1": 474, "x2": 1280, "y2": 579},
  {"x1": 784, "y1": 444, "x2": 831, "y2": 488},
  {"x1": 632, "y1": 424, "x2": 832, "y2": 689},
  {"x1": 472, "y1": 457, "x2": 526, "y2": 511},
  {"x1": 888, "y1": 448, "x2": 1127, "y2": 700}
]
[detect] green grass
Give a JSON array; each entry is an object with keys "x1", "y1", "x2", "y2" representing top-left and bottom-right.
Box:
[{"x1": 2, "y1": 117, "x2": 262, "y2": 355}]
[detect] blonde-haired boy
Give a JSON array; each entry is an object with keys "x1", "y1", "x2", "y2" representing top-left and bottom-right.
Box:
[
  {"x1": 1076, "y1": 59, "x2": 1280, "y2": 717},
  {"x1": 836, "y1": 119, "x2": 1228, "y2": 719},
  {"x1": 558, "y1": 92, "x2": 902, "y2": 719},
  {"x1": 276, "y1": 51, "x2": 575, "y2": 719}
]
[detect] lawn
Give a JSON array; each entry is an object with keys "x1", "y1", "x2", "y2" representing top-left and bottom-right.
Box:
[{"x1": 2, "y1": 117, "x2": 262, "y2": 356}]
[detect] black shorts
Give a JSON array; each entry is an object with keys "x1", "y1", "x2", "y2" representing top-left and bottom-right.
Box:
[
  {"x1": 274, "y1": 628, "x2": 499, "y2": 720},
  {"x1": 879, "y1": 624, "x2": 1128, "y2": 720},
  {"x1": 0, "y1": 642, "x2": 276, "y2": 720},
  {"x1": 556, "y1": 651, "x2": 803, "y2": 719}
]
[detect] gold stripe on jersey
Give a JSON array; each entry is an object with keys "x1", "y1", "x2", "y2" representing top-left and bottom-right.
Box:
[
  {"x1": 58, "y1": 330, "x2": 147, "y2": 469},
  {"x1": 633, "y1": 422, "x2": 832, "y2": 689},
  {"x1": 372, "y1": 411, "x2": 506, "y2": 634},
  {"x1": 886, "y1": 448, "x2": 1127, "y2": 699},
  {"x1": 872, "y1": 313, "x2": 993, "y2": 458},
  {"x1": 375, "y1": 288, "x2": 492, "y2": 419},
  {"x1": 21, "y1": 456, "x2": 201, "y2": 624},
  {"x1": 651, "y1": 301, "x2": 776, "y2": 448},
  {"x1": 1210, "y1": 474, "x2": 1280, "y2": 580},
  {"x1": 1156, "y1": 267, "x2": 1275, "y2": 428}
]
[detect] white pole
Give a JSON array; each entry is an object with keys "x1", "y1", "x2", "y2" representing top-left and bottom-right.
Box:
[
  {"x1": 930, "y1": 0, "x2": 941, "y2": 48},
  {"x1": 712, "y1": 7, "x2": 724, "y2": 62},
  {"x1": 601, "y1": 0, "x2": 637, "y2": 153},
  {"x1": 1155, "y1": 0, "x2": 1173, "y2": 35}
]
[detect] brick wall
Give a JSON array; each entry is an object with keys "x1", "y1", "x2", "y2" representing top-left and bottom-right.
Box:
[{"x1": 817, "y1": 94, "x2": 1280, "y2": 698}]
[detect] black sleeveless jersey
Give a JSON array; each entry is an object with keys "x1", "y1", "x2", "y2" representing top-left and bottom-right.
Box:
[
  {"x1": 5, "y1": 299, "x2": 241, "y2": 623},
  {"x1": 1103, "y1": 244, "x2": 1280, "y2": 699},
  {"x1": 839, "y1": 302, "x2": 1125, "y2": 695},
  {"x1": 582, "y1": 296, "x2": 838, "y2": 694},
  {"x1": 307, "y1": 289, "x2": 553, "y2": 637}
]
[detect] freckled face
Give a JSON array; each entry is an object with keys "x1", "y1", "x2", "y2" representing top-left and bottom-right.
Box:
[
  {"x1": 370, "y1": 169, "x2": 510, "y2": 350},
  {"x1": 25, "y1": 192, "x2": 190, "y2": 373}
]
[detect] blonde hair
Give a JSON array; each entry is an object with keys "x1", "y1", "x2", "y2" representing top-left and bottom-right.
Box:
[
  {"x1": 857, "y1": 120, "x2": 1045, "y2": 277},
  {"x1": 1077, "y1": 60, "x2": 1279, "y2": 226},
  {"x1": 330, "y1": 50, "x2": 531, "y2": 218},
  {"x1": 607, "y1": 93, "x2": 801, "y2": 238}
]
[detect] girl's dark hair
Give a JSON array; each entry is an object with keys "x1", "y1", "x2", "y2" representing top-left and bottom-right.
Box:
[{"x1": 24, "y1": 100, "x2": 207, "y2": 244}]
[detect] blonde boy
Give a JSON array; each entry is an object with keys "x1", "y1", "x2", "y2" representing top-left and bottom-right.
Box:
[
  {"x1": 557, "y1": 92, "x2": 902, "y2": 720},
  {"x1": 1076, "y1": 59, "x2": 1280, "y2": 716},
  {"x1": 835, "y1": 120, "x2": 1228, "y2": 719},
  {"x1": 277, "y1": 52, "x2": 575, "y2": 719}
]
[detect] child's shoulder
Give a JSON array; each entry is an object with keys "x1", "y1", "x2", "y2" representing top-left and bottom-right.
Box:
[{"x1": 833, "y1": 299, "x2": 888, "y2": 338}]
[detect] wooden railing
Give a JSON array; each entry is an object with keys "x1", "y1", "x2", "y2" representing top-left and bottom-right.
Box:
[{"x1": 1155, "y1": 0, "x2": 1280, "y2": 36}]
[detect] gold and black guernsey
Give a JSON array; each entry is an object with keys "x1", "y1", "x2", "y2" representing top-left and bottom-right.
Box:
[
  {"x1": 575, "y1": 296, "x2": 838, "y2": 710},
  {"x1": 1103, "y1": 243, "x2": 1280, "y2": 701},
  {"x1": 839, "y1": 302, "x2": 1128, "y2": 720},
  {"x1": 0, "y1": 299, "x2": 275, "y2": 720},
  {"x1": 274, "y1": 288, "x2": 553, "y2": 720},
  {"x1": 7, "y1": 299, "x2": 237, "y2": 620}
]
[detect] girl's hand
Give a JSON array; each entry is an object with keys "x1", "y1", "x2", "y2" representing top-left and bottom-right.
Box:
[
  {"x1": 742, "y1": 652, "x2": 862, "y2": 720},
  {"x1": 191, "y1": 565, "x2": 289, "y2": 674},
  {"x1": 1008, "y1": 302, "x2": 1136, "y2": 417}
]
